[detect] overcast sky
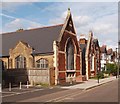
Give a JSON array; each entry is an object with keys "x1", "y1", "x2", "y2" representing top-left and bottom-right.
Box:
[{"x1": 0, "y1": 2, "x2": 118, "y2": 50}]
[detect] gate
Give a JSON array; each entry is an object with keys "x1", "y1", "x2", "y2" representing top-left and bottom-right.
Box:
[{"x1": 50, "y1": 68, "x2": 55, "y2": 85}]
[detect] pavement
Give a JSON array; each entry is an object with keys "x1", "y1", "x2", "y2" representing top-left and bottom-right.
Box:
[
  {"x1": 61, "y1": 76, "x2": 117, "y2": 90},
  {"x1": 1, "y1": 76, "x2": 117, "y2": 97}
]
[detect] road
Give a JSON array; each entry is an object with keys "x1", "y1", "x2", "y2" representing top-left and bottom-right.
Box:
[
  {"x1": 2, "y1": 80, "x2": 118, "y2": 103},
  {"x1": 54, "y1": 80, "x2": 118, "y2": 102}
]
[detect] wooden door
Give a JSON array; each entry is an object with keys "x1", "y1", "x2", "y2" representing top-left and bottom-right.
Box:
[{"x1": 50, "y1": 68, "x2": 55, "y2": 85}]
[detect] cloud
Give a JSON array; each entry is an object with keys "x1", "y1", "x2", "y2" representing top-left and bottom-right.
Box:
[
  {"x1": 93, "y1": 23, "x2": 112, "y2": 34},
  {"x1": 2, "y1": 2, "x2": 29, "y2": 13},
  {"x1": 1, "y1": 2, "x2": 39, "y2": 13},
  {"x1": 91, "y1": 13, "x2": 118, "y2": 35},
  {"x1": 73, "y1": 15, "x2": 92, "y2": 27},
  {"x1": 2, "y1": 13, "x2": 42, "y2": 33},
  {"x1": 27, "y1": 22, "x2": 42, "y2": 29},
  {"x1": 5, "y1": 19, "x2": 23, "y2": 29},
  {"x1": 4, "y1": 18, "x2": 42, "y2": 32},
  {"x1": 48, "y1": 5, "x2": 117, "y2": 51},
  {"x1": 1, "y1": 2, "x2": 118, "y2": 51},
  {"x1": 0, "y1": 13, "x2": 15, "y2": 19},
  {"x1": 49, "y1": 10, "x2": 92, "y2": 27}
]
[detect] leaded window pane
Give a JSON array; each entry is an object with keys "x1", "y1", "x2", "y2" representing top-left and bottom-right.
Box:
[
  {"x1": 66, "y1": 39, "x2": 74, "y2": 70},
  {"x1": 15, "y1": 55, "x2": 26, "y2": 69}
]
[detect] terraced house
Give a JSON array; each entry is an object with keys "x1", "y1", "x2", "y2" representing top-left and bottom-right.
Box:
[
  {"x1": 1, "y1": 9, "x2": 82, "y2": 86},
  {"x1": 100, "y1": 45, "x2": 107, "y2": 71}
]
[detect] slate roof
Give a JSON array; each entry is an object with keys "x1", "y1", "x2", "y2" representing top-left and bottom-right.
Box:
[
  {"x1": 93, "y1": 39, "x2": 99, "y2": 47},
  {"x1": 93, "y1": 39, "x2": 98, "y2": 44},
  {"x1": 2, "y1": 24, "x2": 63, "y2": 56},
  {"x1": 80, "y1": 44, "x2": 87, "y2": 52}
]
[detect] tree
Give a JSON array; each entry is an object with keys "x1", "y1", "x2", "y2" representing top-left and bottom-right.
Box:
[{"x1": 106, "y1": 63, "x2": 117, "y2": 76}]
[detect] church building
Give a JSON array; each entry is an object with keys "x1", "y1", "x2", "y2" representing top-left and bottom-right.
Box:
[{"x1": 1, "y1": 9, "x2": 82, "y2": 85}]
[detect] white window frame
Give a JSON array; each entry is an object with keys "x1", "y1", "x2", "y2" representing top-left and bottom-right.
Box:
[{"x1": 36, "y1": 58, "x2": 48, "y2": 69}]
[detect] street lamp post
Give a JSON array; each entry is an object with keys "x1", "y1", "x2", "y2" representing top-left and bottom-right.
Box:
[
  {"x1": 118, "y1": 56, "x2": 119, "y2": 79},
  {"x1": 118, "y1": 41, "x2": 120, "y2": 78},
  {"x1": 117, "y1": 50, "x2": 120, "y2": 79},
  {"x1": 97, "y1": 71, "x2": 99, "y2": 83},
  {"x1": 116, "y1": 48, "x2": 118, "y2": 78}
]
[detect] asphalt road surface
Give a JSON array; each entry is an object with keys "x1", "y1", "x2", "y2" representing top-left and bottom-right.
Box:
[
  {"x1": 2, "y1": 79, "x2": 119, "y2": 103},
  {"x1": 54, "y1": 80, "x2": 119, "y2": 102}
]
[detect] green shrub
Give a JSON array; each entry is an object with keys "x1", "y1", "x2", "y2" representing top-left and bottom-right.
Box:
[
  {"x1": 97, "y1": 71, "x2": 104, "y2": 79},
  {"x1": 106, "y1": 63, "x2": 118, "y2": 76}
]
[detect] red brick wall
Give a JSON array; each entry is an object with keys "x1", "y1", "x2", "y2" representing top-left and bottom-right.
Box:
[
  {"x1": 58, "y1": 72, "x2": 66, "y2": 84},
  {"x1": 58, "y1": 53, "x2": 66, "y2": 84},
  {"x1": 88, "y1": 61, "x2": 91, "y2": 78},
  {"x1": 76, "y1": 55, "x2": 80, "y2": 71},
  {"x1": 76, "y1": 55, "x2": 80, "y2": 77},
  {"x1": 59, "y1": 31, "x2": 80, "y2": 54},
  {"x1": 57, "y1": 31, "x2": 82, "y2": 83},
  {"x1": 79, "y1": 38, "x2": 87, "y2": 44},
  {"x1": 76, "y1": 72, "x2": 80, "y2": 76},
  {"x1": 58, "y1": 53, "x2": 65, "y2": 71}
]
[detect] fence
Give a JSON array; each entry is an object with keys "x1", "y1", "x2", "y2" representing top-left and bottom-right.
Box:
[{"x1": 2, "y1": 68, "x2": 50, "y2": 88}]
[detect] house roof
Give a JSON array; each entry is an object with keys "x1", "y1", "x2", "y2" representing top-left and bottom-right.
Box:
[
  {"x1": 107, "y1": 48, "x2": 113, "y2": 55},
  {"x1": 93, "y1": 39, "x2": 99, "y2": 47},
  {"x1": 100, "y1": 45, "x2": 107, "y2": 53},
  {"x1": 2, "y1": 24, "x2": 63, "y2": 56},
  {"x1": 93, "y1": 39, "x2": 98, "y2": 44}
]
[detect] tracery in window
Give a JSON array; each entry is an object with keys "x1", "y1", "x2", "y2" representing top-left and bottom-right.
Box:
[{"x1": 15, "y1": 55, "x2": 26, "y2": 68}]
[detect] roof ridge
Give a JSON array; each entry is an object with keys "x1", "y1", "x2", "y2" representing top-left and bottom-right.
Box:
[{"x1": 2, "y1": 23, "x2": 64, "y2": 35}]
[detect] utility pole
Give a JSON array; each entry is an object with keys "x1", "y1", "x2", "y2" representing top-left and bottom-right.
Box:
[
  {"x1": 116, "y1": 48, "x2": 119, "y2": 78},
  {"x1": 116, "y1": 48, "x2": 118, "y2": 78},
  {"x1": 118, "y1": 55, "x2": 119, "y2": 79},
  {"x1": 118, "y1": 40, "x2": 120, "y2": 78}
]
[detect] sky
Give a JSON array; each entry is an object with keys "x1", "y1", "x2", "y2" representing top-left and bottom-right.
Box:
[{"x1": 0, "y1": 2, "x2": 118, "y2": 51}]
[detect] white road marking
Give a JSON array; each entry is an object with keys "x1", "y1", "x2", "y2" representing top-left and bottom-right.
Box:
[
  {"x1": 51, "y1": 80, "x2": 116, "y2": 102},
  {"x1": 46, "y1": 90, "x2": 85, "y2": 102}
]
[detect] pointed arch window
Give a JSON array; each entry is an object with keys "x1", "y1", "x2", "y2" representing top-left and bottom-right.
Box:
[
  {"x1": 15, "y1": 55, "x2": 26, "y2": 68},
  {"x1": 36, "y1": 58, "x2": 48, "y2": 69},
  {"x1": 66, "y1": 38, "x2": 74, "y2": 70}
]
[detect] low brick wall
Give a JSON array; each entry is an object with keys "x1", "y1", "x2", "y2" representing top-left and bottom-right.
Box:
[{"x1": 28, "y1": 69, "x2": 50, "y2": 85}]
